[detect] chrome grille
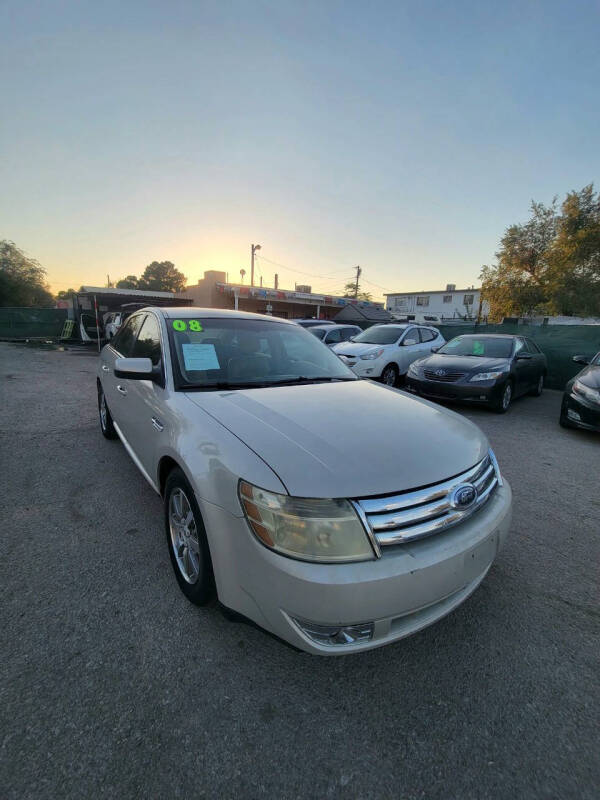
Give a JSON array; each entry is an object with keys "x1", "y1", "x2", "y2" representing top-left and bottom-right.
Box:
[
  {"x1": 423, "y1": 369, "x2": 466, "y2": 383},
  {"x1": 354, "y1": 453, "x2": 499, "y2": 552}
]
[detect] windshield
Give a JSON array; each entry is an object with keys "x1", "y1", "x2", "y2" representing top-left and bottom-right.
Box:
[
  {"x1": 353, "y1": 325, "x2": 406, "y2": 345},
  {"x1": 309, "y1": 328, "x2": 327, "y2": 340},
  {"x1": 168, "y1": 317, "x2": 357, "y2": 389},
  {"x1": 438, "y1": 335, "x2": 514, "y2": 358}
]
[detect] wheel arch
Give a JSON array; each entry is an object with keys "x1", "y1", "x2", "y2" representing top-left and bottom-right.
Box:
[{"x1": 158, "y1": 455, "x2": 184, "y2": 497}]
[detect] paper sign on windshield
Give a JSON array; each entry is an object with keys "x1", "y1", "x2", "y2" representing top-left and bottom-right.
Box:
[
  {"x1": 472, "y1": 340, "x2": 485, "y2": 355},
  {"x1": 182, "y1": 343, "x2": 220, "y2": 371}
]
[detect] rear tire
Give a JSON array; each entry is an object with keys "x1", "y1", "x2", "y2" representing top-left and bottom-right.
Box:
[
  {"x1": 98, "y1": 383, "x2": 118, "y2": 439},
  {"x1": 530, "y1": 374, "x2": 544, "y2": 396},
  {"x1": 164, "y1": 468, "x2": 215, "y2": 606},
  {"x1": 493, "y1": 381, "x2": 513, "y2": 414},
  {"x1": 380, "y1": 364, "x2": 398, "y2": 387}
]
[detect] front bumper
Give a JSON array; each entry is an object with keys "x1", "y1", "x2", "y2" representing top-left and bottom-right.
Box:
[
  {"x1": 562, "y1": 392, "x2": 600, "y2": 432},
  {"x1": 406, "y1": 375, "x2": 505, "y2": 404},
  {"x1": 200, "y1": 481, "x2": 512, "y2": 655},
  {"x1": 338, "y1": 355, "x2": 383, "y2": 378}
]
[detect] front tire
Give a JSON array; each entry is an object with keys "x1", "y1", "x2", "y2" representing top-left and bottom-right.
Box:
[
  {"x1": 164, "y1": 468, "x2": 215, "y2": 606},
  {"x1": 380, "y1": 364, "x2": 398, "y2": 387},
  {"x1": 98, "y1": 383, "x2": 117, "y2": 439},
  {"x1": 493, "y1": 381, "x2": 513, "y2": 414}
]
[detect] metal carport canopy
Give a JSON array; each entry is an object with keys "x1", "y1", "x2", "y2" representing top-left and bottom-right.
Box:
[{"x1": 77, "y1": 286, "x2": 193, "y2": 307}]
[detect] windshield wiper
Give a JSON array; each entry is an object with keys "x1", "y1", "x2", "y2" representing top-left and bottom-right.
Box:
[
  {"x1": 264, "y1": 376, "x2": 357, "y2": 386},
  {"x1": 184, "y1": 376, "x2": 356, "y2": 391}
]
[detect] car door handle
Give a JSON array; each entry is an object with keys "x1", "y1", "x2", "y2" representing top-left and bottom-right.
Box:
[
  {"x1": 116, "y1": 385, "x2": 127, "y2": 396},
  {"x1": 101, "y1": 364, "x2": 109, "y2": 372},
  {"x1": 151, "y1": 417, "x2": 164, "y2": 432}
]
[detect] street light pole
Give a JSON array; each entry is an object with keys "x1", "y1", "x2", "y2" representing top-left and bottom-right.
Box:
[{"x1": 251, "y1": 243, "x2": 261, "y2": 287}]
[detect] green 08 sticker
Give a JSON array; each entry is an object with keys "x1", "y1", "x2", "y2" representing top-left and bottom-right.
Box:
[{"x1": 172, "y1": 319, "x2": 203, "y2": 332}]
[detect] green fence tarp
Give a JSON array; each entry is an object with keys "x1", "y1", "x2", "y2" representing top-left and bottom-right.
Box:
[
  {"x1": 0, "y1": 308, "x2": 68, "y2": 340},
  {"x1": 437, "y1": 324, "x2": 600, "y2": 390}
]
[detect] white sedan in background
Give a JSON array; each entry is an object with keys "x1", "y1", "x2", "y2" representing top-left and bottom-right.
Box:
[{"x1": 332, "y1": 324, "x2": 445, "y2": 386}]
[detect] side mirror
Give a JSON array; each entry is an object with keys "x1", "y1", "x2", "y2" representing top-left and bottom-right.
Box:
[
  {"x1": 403, "y1": 338, "x2": 418, "y2": 346},
  {"x1": 114, "y1": 357, "x2": 157, "y2": 381},
  {"x1": 515, "y1": 352, "x2": 532, "y2": 360},
  {"x1": 431, "y1": 346, "x2": 440, "y2": 353},
  {"x1": 573, "y1": 354, "x2": 590, "y2": 365}
]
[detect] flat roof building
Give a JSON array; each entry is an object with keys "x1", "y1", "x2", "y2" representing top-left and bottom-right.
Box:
[
  {"x1": 384, "y1": 284, "x2": 488, "y2": 321},
  {"x1": 184, "y1": 270, "x2": 385, "y2": 320}
]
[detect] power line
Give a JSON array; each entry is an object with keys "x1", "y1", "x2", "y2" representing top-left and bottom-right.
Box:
[{"x1": 255, "y1": 254, "x2": 350, "y2": 281}]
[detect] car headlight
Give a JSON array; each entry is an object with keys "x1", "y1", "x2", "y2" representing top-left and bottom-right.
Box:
[
  {"x1": 573, "y1": 379, "x2": 600, "y2": 405},
  {"x1": 407, "y1": 361, "x2": 421, "y2": 376},
  {"x1": 469, "y1": 371, "x2": 506, "y2": 382},
  {"x1": 360, "y1": 348, "x2": 384, "y2": 360},
  {"x1": 238, "y1": 481, "x2": 375, "y2": 562}
]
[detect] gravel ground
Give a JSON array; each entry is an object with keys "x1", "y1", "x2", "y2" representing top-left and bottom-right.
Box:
[{"x1": 0, "y1": 342, "x2": 598, "y2": 799}]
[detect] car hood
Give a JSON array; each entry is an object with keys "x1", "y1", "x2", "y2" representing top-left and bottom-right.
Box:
[
  {"x1": 186, "y1": 381, "x2": 488, "y2": 498},
  {"x1": 331, "y1": 341, "x2": 391, "y2": 357},
  {"x1": 576, "y1": 364, "x2": 600, "y2": 389},
  {"x1": 416, "y1": 354, "x2": 510, "y2": 373}
]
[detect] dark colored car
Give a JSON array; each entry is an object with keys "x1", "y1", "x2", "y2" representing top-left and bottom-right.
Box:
[
  {"x1": 405, "y1": 333, "x2": 547, "y2": 413},
  {"x1": 294, "y1": 319, "x2": 336, "y2": 328},
  {"x1": 559, "y1": 352, "x2": 600, "y2": 432}
]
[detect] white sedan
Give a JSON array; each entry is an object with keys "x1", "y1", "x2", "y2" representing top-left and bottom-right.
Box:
[
  {"x1": 332, "y1": 324, "x2": 445, "y2": 385},
  {"x1": 96, "y1": 308, "x2": 511, "y2": 655}
]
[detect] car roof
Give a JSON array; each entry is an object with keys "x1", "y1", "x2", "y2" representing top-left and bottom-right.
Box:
[
  {"x1": 312, "y1": 323, "x2": 358, "y2": 330},
  {"x1": 144, "y1": 306, "x2": 295, "y2": 324}
]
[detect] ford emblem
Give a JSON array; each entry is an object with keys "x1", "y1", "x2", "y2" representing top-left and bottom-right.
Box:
[
  {"x1": 451, "y1": 483, "x2": 477, "y2": 509},
  {"x1": 435, "y1": 369, "x2": 446, "y2": 376}
]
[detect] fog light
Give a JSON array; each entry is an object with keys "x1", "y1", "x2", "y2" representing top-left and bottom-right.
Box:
[
  {"x1": 293, "y1": 618, "x2": 374, "y2": 646},
  {"x1": 568, "y1": 409, "x2": 581, "y2": 421}
]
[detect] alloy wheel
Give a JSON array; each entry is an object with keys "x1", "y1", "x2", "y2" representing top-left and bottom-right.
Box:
[
  {"x1": 382, "y1": 367, "x2": 396, "y2": 386},
  {"x1": 169, "y1": 488, "x2": 201, "y2": 584},
  {"x1": 502, "y1": 383, "x2": 512, "y2": 410},
  {"x1": 99, "y1": 391, "x2": 108, "y2": 431}
]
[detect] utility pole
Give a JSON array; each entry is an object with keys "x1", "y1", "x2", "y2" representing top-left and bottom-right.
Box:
[
  {"x1": 251, "y1": 243, "x2": 261, "y2": 287},
  {"x1": 353, "y1": 265, "x2": 362, "y2": 299}
]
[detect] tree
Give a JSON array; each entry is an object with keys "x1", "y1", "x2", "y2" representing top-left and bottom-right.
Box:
[
  {"x1": 342, "y1": 281, "x2": 372, "y2": 301},
  {"x1": 138, "y1": 261, "x2": 187, "y2": 293},
  {"x1": 481, "y1": 185, "x2": 600, "y2": 320},
  {"x1": 0, "y1": 240, "x2": 54, "y2": 307},
  {"x1": 56, "y1": 288, "x2": 79, "y2": 299},
  {"x1": 116, "y1": 275, "x2": 140, "y2": 290}
]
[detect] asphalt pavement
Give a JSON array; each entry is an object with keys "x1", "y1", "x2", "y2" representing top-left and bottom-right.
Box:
[{"x1": 0, "y1": 342, "x2": 598, "y2": 799}]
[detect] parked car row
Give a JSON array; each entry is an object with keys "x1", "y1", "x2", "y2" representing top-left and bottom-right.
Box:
[{"x1": 315, "y1": 323, "x2": 598, "y2": 429}]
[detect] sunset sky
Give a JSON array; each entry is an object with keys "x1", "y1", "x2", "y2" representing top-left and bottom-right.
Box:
[{"x1": 1, "y1": 0, "x2": 598, "y2": 300}]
